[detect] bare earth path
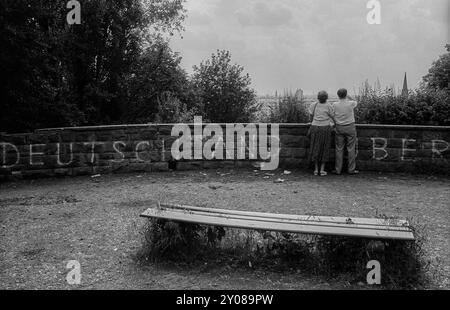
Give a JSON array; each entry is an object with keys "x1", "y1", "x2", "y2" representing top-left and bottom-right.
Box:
[{"x1": 0, "y1": 169, "x2": 449, "y2": 290}]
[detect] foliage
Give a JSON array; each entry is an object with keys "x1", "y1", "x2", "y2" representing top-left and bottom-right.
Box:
[
  {"x1": 261, "y1": 46, "x2": 449, "y2": 126},
  {"x1": 0, "y1": 0, "x2": 187, "y2": 133},
  {"x1": 354, "y1": 46, "x2": 450, "y2": 126},
  {"x1": 141, "y1": 219, "x2": 429, "y2": 289},
  {"x1": 0, "y1": 0, "x2": 77, "y2": 131},
  {"x1": 192, "y1": 50, "x2": 258, "y2": 123},
  {"x1": 141, "y1": 219, "x2": 225, "y2": 261},
  {"x1": 153, "y1": 92, "x2": 197, "y2": 123},
  {"x1": 256, "y1": 90, "x2": 309, "y2": 123},
  {"x1": 0, "y1": 2, "x2": 447, "y2": 132},
  {"x1": 355, "y1": 82, "x2": 450, "y2": 126},
  {"x1": 122, "y1": 39, "x2": 197, "y2": 123},
  {"x1": 315, "y1": 235, "x2": 428, "y2": 289},
  {"x1": 423, "y1": 44, "x2": 450, "y2": 91}
]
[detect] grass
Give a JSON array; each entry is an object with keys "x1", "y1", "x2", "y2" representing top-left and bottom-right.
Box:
[{"x1": 140, "y1": 218, "x2": 431, "y2": 289}]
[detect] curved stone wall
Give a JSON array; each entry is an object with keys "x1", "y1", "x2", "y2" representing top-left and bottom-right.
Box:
[{"x1": 1, "y1": 124, "x2": 449, "y2": 178}]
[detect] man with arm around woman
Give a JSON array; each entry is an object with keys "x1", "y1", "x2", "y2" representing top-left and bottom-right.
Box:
[{"x1": 308, "y1": 89, "x2": 359, "y2": 176}]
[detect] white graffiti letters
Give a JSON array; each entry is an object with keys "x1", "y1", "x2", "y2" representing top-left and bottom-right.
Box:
[
  {"x1": 1, "y1": 143, "x2": 19, "y2": 169},
  {"x1": 0, "y1": 131, "x2": 448, "y2": 171},
  {"x1": 371, "y1": 138, "x2": 388, "y2": 161}
]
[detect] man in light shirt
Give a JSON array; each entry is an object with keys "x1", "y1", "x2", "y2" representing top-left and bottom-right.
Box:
[{"x1": 333, "y1": 89, "x2": 359, "y2": 175}]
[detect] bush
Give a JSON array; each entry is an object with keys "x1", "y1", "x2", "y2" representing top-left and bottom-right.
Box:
[
  {"x1": 153, "y1": 92, "x2": 197, "y2": 123},
  {"x1": 315, "y1": 236, "x2": 428, "y2": 288},
  {"x1": 140, "y1": 219, "x2": 429, "y2": 288},
  {"x1": 140, "y1": 219, "x2": 226, "y2": 261},
  {"x1": 256, "y1": 91, "x2": 309, "y2": 123},
  {"x1": 355, "y1": 85, "x2": 450, "y2": 126}
]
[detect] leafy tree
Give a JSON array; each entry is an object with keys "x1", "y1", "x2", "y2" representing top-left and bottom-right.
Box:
[
  {"x1": 122, "y1": 39, "x2": 197, "y2": 123},
  {"x1": 59, "y1": 0, "x2": 187, "y2": 125},
  {"x1": 0, "y1": 0, "x2": 187, "y2": 132},
  {"x1": 0, "y1": 1, "x2": 78, "y2": 132},
  {"x1": 423, "y1": 44, "x2": 450, "y2": 90},
  {"x1": 192, "y1": 50, "x2": 257, "y2": 123}
]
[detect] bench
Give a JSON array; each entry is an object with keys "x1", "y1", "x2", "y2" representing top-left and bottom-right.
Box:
[{"x1": 140, "y1": 203, "x2": 415, "y2": 241}]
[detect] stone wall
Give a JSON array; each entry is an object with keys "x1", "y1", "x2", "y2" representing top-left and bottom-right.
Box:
[{"x1": 1, "y1": 124, "x2": 449, "y2": 178}]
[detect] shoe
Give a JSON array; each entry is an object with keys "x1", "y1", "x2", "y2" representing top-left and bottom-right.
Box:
[
  {"x1": 320, "y1": 171, "x2": 328, "y2": 176},
  {"x1": 314, "y1": 171, "x2": 319, "y2": 176},
  {"x1": 332, "y1": 170, "x2": 341, "y2": 175},
  {"x1": 348, "y1": 170, "x2": 359, "y2": 175}
]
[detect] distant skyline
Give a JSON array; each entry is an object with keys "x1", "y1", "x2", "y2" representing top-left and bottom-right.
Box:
[{"x1": 170, "y1": 0, "x2": 449, "y2": 95}]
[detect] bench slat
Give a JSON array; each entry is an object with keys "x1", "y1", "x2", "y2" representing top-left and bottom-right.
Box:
[
  {"x1": 141, "y1": 208, "x2": 415, "y2": 241},
  {"x1": 160, "y1": 203, "x2": 409, "y2": 228},
  {"x1": 157, "y1": 207, "x2": 412, "y2": 233}
]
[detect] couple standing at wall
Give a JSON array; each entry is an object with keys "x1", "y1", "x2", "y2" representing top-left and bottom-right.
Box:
[{"x1": 308, "y1": 89, "x2": 359, "y2": 176}]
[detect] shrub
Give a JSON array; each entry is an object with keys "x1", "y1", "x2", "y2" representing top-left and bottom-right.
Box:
[
  {"x1": 257, "y1": 90, "x2": 309, "y2": 123},
  {"x1": 153, "y1": 92, "x2": 197, "y2": 123},
  {"x1": 315, "y1": 236, "x2": 428, "y2": 288},
  {"x1": 256, "y1": 75, "x2": 450, "y2": 126},
  {"x1": 140, "y1": 219, "x2": 429, "y2": 288},
  {"x1": 140, "y1": 219, "x2": 226, "y2": 261},
  {"x1": 355, "y1": 84, "x2": 450, "y2": 126}
]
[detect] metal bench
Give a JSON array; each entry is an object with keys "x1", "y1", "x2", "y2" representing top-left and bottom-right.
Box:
[{"x1": 141, "y1": 203, "x2": 415, "y2": 241}]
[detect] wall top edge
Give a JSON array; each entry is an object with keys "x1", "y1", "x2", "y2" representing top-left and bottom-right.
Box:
[{"x1": 0, "y1": 123, "x2": 448, "y2": 135}]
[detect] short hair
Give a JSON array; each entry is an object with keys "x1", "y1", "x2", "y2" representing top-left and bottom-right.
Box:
[
  {"x1": 317, "y1": 91, "x2": 328, "y2": 103},
  {"x1": 337, "y1": 88, "x2": 348, "y2": 99}
]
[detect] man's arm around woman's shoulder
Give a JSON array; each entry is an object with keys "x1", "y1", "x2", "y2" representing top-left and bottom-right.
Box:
[{"x1": 346, "y1": 95, "x2": 358, "y2": 108}]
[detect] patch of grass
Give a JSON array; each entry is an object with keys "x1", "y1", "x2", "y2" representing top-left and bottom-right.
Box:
[
  {"x1": 138, "y1": 219, "x2": 226, "y2": 262},
  {"x1": 139, "y1": 219, "x2": 430, "y2": 289},
  {"x1": 314, "y1": 235, "x2": 429, "y2": 289}
]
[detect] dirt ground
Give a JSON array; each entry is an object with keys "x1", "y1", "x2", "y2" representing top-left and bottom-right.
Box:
[{"x1": 0, "y1": 169, "x2": 449, "y2": 290}]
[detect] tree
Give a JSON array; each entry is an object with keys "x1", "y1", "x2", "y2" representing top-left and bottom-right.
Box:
[
  {"x1": 0, "y1": 0, "x2": 80, "y2": 132},
  {"x1": 58, "y1": 0, "x2": 187, "y2": 125},
  {"x1": 192, "y1": 50, "x2": 257, "y2": 123},
  {"x1": 423, "y1": 44, "x2": 450, "y2": 90},
  {"x1": 0, "y1": 0, "x2": 187, "y2": 132},
  {"x1": 122, "y1": 39, "x2": 196, "y2": 123}
]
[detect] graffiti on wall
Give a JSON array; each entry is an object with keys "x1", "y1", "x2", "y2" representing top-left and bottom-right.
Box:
[
  {"x1": 370, "y1": 138, "x2": 449, "y2": 161},
  {"x1": 1, "y1": 127, "x2": 449, "y2": 171},
  {"x1": 0, "y1": 121, "x2": 281, "y2": 171}
]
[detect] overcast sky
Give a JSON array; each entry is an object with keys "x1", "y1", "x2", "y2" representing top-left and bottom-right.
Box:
[{"x1": 170, "y1": 0, "x2": 449, "y2": 95}]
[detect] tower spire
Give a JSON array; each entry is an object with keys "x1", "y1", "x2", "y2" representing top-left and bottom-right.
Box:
[{"x1": 402, "y1": 73, "x2": 408, "y2": 97}]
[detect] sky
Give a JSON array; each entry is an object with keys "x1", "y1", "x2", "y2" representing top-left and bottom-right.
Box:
[{"x1": 169, "y1": 0, "x2": 449, "y2": 95}]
